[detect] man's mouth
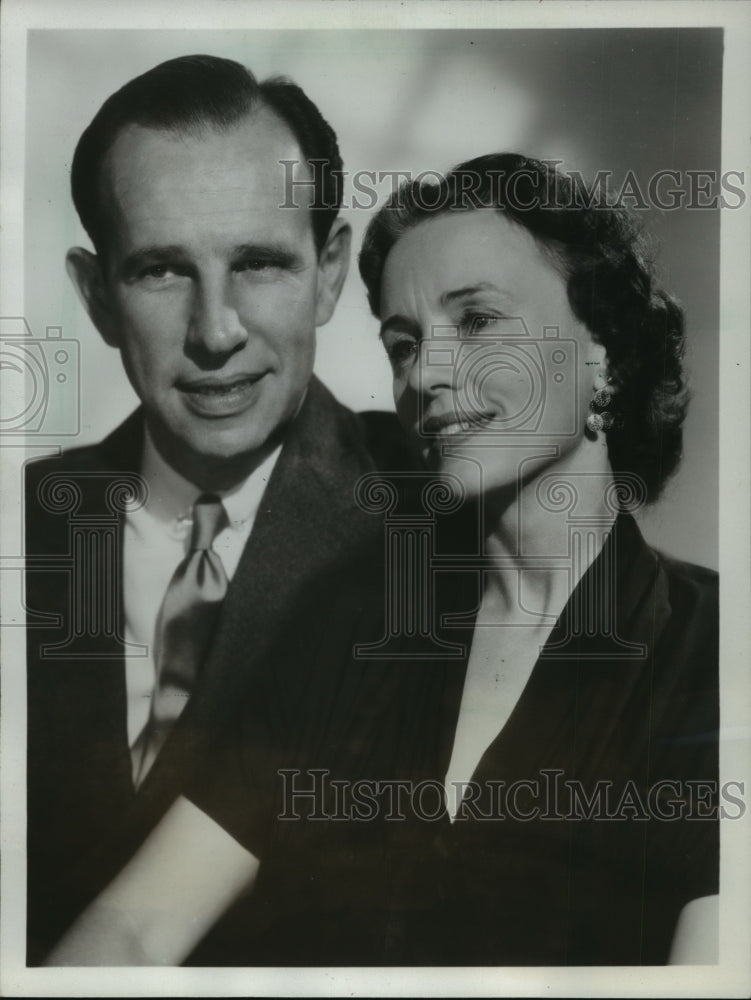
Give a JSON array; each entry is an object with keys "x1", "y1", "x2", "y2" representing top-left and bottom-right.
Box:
[
  {"x1": 179, "y1": 374, "x2": 264, "y2": 394},
  {"x1": 177, "y1": 373, "x2": 267, "y2": 415}
]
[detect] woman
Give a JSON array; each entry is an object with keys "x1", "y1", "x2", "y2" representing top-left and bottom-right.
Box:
[
  {"x1": 46, "y1": 154, "x2": 718, "y2": 966},
  {"x1": 357, "y1": 152, "x2": 719, "y2": 965}
]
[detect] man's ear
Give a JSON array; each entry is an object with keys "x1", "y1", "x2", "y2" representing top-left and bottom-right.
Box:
[
  {"x1": 65, "y1": 247, "x2": 120, "y2": 348},
  {"x1": 315, "y1": 218, "x2": 352, "y2": 327}
]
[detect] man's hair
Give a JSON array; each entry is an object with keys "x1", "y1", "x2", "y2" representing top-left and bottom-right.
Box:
[
  {"x1": 71, "y1": 54, "x2": 343, "y2": 257},
  {"x1": 358, "y1": 152, "x2": 689, "y2": 504}
]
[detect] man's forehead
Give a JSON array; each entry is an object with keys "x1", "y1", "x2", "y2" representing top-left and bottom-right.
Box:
[{"x1": 98, "y1": 107, "x2": 315, "y2": 238}]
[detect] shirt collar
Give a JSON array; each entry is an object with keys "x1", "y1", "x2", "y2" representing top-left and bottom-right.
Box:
[{"x1": 140, "y1": 428, "x2": 282, "y2": 530}]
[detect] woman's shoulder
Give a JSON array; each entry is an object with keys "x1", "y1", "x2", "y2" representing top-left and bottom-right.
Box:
[
  {"x1": 617, "y1": 517, "x2": 718, "y2": 695},
  {"x1": 652, "y1": 545, "x2": 718, "y2": 621},
  {"x1": 643, "y1": 539, "x2": 719, "y2": 719},
  {"x1": 656, "y1": 546, "x2": 717, "y2": 587},
  {"x1": 614, "y1": 514, "x2": 718, "y2": 635},
  {"x1": 620, "y1": 515, "x2": 716, "y2": 607}
]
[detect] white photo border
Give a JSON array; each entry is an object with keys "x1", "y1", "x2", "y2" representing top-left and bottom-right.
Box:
[{"x1": 1, "y1": 1, "x2": 749, "y2": 997}]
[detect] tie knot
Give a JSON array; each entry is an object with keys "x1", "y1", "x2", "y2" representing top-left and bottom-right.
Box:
[{"x1": 190, "y1": 494, "x2": 228, "y2": 551}]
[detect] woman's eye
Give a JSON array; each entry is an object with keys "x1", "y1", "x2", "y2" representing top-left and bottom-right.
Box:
[
  {"x1": 465, "y1": 314, "x2": 500, "y2": 335},
  {"x1": 385, "y1": 338, "x2": 418, "y2": 367}
]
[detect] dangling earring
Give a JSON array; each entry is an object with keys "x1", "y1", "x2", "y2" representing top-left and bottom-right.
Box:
[{"x1": 585, "y1": 372, "x2": 619, "y2": 434}]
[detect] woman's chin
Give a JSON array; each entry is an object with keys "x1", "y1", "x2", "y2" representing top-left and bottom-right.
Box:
[
  {"x1": 422, "y1": 449, "x2": 556, "y2": 510},
  {"x1": 422, "y1": 451, "x2": 487, "y2": 499}
]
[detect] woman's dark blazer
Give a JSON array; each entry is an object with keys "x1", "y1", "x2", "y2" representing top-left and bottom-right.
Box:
[{"x1": 386, "y1": 512, "x2": 720, "y2": 966}]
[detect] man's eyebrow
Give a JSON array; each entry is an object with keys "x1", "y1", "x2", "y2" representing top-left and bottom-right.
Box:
[
  {"x1": 440, "y1": 282, "x2": 512, "y2": 307},
  {"x1": 119, "y1": 245, "x2": 187, "y2": 277},
  {"x1": 119, "y1": 242, "x2": 305, "y2": 278},
  {"x1": 378, "y1": 314, "x2": 421, "y2": 341},
  {"x1": 231, "y1": 243, "x2": 304, "y2": 269}
]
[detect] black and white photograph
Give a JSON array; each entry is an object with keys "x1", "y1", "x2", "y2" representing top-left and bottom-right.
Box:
[{"x1": 1, "y1": 1, "x2": 749, "y2": 996}]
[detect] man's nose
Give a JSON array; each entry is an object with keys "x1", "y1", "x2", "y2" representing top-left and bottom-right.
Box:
[{"x1": 187, "y1": 274, "x2": 248, "y2": 357}]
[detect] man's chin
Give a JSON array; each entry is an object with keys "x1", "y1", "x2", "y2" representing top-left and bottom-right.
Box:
[{"x1": 148, "y1": 421, "x2": 272, "y2": 488}]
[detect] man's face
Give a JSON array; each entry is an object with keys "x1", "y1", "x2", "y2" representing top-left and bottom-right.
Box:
[{"x1": 76, "y1": 108, "x2": 346, "y2": 488}]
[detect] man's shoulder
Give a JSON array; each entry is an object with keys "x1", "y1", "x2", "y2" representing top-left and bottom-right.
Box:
[
  {"x1": 24, "y1": 411, "x2": 144, "y2": 518},
  {"x1": 300, "y1": 379, "x2": 419, "y2": 477},
  {"x1": 354, "y1": 409, "x2": 419, "y2": 473},
  {"x1": 26, "y1": 440, "x2": 107, "y2": 482}
]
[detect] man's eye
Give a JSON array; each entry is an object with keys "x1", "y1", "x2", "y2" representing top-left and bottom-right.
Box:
[
  {"x1": 137, "y1": 264, "x2": 181, "y2": 283},
  {"x1": 235, "y1": 258, "x2": 277, "y2": 273}
]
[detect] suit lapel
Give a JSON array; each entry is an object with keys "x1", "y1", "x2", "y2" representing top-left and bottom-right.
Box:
[
  {"x1": 214, "y1": 376, "x2": 377, "y2": 680},
  {"x1": 138, "y1": 378, "x2": 381, "y2": 802}
]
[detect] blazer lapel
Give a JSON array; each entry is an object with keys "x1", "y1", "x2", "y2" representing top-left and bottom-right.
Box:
[
  {"x1": 138, "y1": 378, "x2": 382, "y2": 802},
  {"x1": 215, "y1": 377, "x2": 379, "y2": 680}
]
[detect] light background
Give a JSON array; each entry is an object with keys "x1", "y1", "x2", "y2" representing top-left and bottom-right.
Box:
[{"x1": 24, "y1": 27, "x2": 722, "y2": 567}]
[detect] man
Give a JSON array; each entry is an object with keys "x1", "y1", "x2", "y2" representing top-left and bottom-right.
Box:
[{"x1": 25, "y1": 54, "x2": 412, "y2": 964}]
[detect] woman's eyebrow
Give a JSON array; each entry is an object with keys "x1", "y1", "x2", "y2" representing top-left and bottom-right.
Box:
[
  {"x1": 378, "y1": 314, "x2": 421, "y2": 341},
  {"x1": 440, "y1": 282, "x2": 514, "y2": 307}
]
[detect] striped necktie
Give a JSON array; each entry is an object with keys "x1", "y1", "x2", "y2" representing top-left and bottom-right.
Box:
[{"x1": 133, "y1": 494, "x2": 229, "y2": 788}]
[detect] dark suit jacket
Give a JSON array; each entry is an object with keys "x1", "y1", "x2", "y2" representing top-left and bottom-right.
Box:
[{"x1": 25, "y1": 377, "x2": 414, "y2": 964}]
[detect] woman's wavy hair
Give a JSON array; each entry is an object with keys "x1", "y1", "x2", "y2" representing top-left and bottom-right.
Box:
[{"x1": 359, "y1": 152, "x2": 690, "y2": 504}]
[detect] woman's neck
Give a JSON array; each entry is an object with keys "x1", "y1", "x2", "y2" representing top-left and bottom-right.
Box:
[{"x1": 479, "y1": 440, "x2": 616, "y2": 621}]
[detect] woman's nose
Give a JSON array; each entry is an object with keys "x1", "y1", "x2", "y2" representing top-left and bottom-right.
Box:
[{"x1": 407, "y1": 329, "x2": 458, "y2": 396}]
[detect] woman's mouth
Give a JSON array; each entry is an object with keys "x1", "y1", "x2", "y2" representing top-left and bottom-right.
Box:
[{"x1": 422, "y1": 411, "x2": 495, "y2": 441}]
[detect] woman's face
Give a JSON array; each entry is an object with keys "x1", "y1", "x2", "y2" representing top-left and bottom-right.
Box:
[{"x1": 379, "y1": 209, "x2": 606, "y2": 497}]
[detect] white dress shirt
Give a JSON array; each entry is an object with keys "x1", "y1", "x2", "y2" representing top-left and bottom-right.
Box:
[{"x1": 123, "y1": 431, "x2": 281, "y2": 756}]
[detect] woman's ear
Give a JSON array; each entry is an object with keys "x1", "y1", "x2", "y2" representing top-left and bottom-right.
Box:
[
  {"x1": 65, "y1": 247, "x2": 120, "y2": 347},
  {"x1": 315, "y1": 218, "x2": 352, "y2": 327}
]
